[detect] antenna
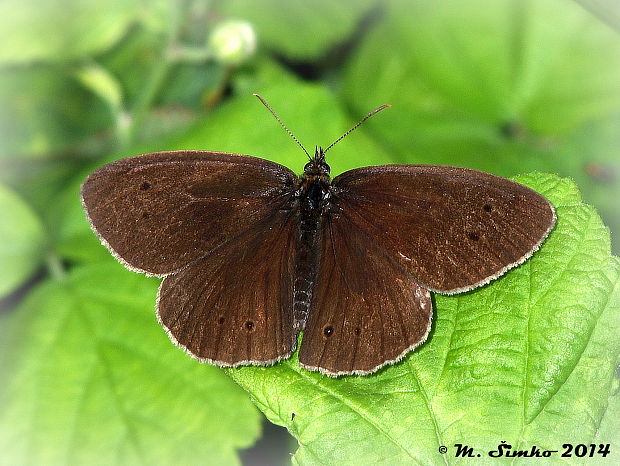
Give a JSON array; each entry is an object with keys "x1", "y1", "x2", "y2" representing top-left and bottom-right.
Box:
[
  {"x1": 323, "y1": 104, "x2": 391, "y2": 154},
  {"x1": 253, "y1": 94, "x2": 312, "y2": 161}
]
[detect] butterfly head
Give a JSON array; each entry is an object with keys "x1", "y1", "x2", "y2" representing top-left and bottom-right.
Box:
[
  {"x1": 303, "y1": 146, "x2": 330, "y2": 178},
  {"x1": 253, "y1": 93, "x2": 389, "y2": 183}
]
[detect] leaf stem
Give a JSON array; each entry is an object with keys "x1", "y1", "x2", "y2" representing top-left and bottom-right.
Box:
[
  {"x1": 46, "y1": 252, "x2": 66, "y2": 282},
  {"x1": 125, "y1": 1, "x2": 184, "y2": 147}
]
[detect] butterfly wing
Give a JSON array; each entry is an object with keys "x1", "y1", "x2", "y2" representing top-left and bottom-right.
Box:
[
  {"x1": 157, "y1": 207, "x2": 299, "y2": 365},
  {"x1": 82, "y1": 150, "x2": 300, "y2": 365},
  {"x1": 298, "y1": 214, "x2": 433, "y2": 375},
  {"x1": 328, "y1": 165, "x2": 556, "y2": 294},
  {"x1": 81, "y1": 150, "x2": 297, "y2": 275},
  {"x1": 298, "y1": 165, "x2": 555, "y2": 375}
]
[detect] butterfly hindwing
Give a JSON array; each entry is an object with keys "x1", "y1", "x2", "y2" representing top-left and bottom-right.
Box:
[
  {"x1": 298, "y1": 213, "x2": 433, "y2": 376},
  {"x1": 157, "y1": 209, "x2": 299, "y2": 365}
]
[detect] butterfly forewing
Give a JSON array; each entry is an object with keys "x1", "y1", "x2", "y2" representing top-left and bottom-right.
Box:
[
  {"x1": 298, "y1": 214, "x2": 433, "y2": 376},
  {"x1": 329, "y1": 165, "x2": 556, "y2": 294},
  {"x1": 81, "y1": 151, "x2": 297, "y2": 276},
  {"x1": 157, "y1": 208, "x2": 298, "y2": 365}
]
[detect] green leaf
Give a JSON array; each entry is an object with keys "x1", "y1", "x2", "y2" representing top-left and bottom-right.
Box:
[
  {"x1": 227, "y1": 174, "x2": 620, "y2": 465},
  {"x1": 0, "y1": 66, "x2": 112, "y2": 158},
  {"x1": 342, "y1": 0, "x2": 620, "y2": 168},
  {"x1": 594, "y1": 351, "x2": 620, "y2": 458},
  {"x1": 218, "y1": 0, "x2": 376, "y2": 59},
  {"x1": 50, "y1": 80, "x2": 393, "y2": 265},
  {"x1": 96, "y1": 27, "x2": 224, "y2": 145},
  {"x1": 0, "y1": 263, "x2": 261, "y2": 465},
  {"x1": 573, "y1": 0, "x2": 620, "y2": 32},
  {"x1": 0, "y1": 157, "x2": 86, "y2": 217},
  {"x1": 551, "y1": 113, "x2": 620, "y2": 254},
  {"x1": 0, "y1": 183, "x2": 45, "y2": 298},
  {"x1": 0, "y1": 0, "x2": 171, "y2": 65},
  {"x1": 74, "y1": 62, "x2": 124, "y2": 116}
]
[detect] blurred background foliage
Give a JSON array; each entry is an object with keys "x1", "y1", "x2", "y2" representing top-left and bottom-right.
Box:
[{"x1": 0, "y1": 0, "x2": 618, "y2": 464}]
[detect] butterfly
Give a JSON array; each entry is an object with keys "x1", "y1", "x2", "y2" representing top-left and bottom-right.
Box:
[{"x1": 81, "y1": 95, "x2": 556, "y2": 376}]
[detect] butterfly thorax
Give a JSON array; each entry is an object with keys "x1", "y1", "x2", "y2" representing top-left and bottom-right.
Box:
[
  {"x1": 298, "y1": 147, "x2": 331, "y2": 216},
  {"x1": 292, "y1": 149, "x2": 331, "y2": 330}
]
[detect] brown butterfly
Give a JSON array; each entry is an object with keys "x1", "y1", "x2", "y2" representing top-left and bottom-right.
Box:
[{"x1": 81, "y1": 95, "x2": 556, "y2": 376}]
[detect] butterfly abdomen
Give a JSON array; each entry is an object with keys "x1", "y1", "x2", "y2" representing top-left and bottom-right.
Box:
[{"x1": 292, "y1": 175, "x2": 329, "y2": 330}]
